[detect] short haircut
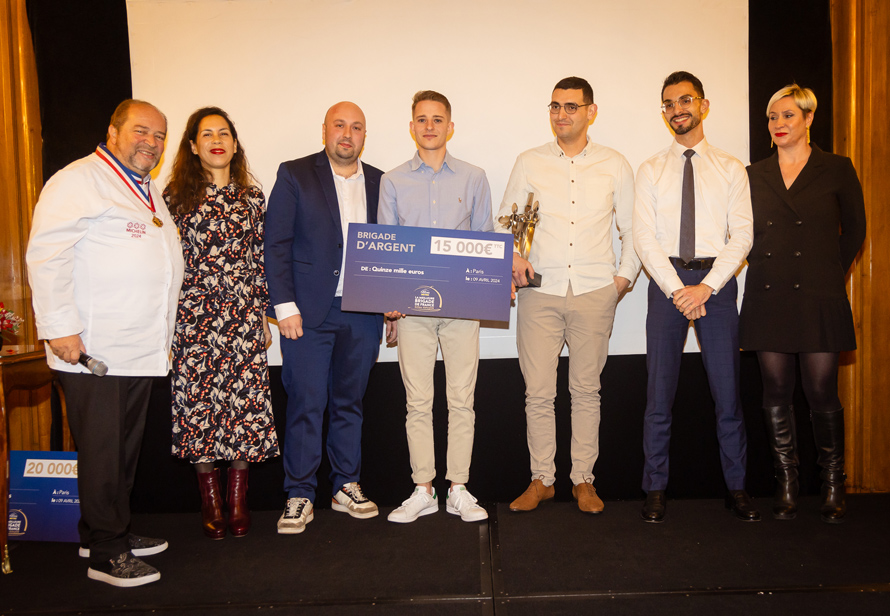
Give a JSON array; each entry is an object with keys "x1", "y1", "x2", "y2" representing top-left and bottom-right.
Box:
[
  {"x1": 766, "y1": 84, "x2": 817, "y2": 117},
  {"x1": 553, "y1": 76, "x2": 594, "y2": 104},
  {"x1": 412, "y1": 90, "x2": 451, "y2": 117},
  {"x1": 661, "y1": 71, "x2": 705, "y2": 100},
  {"x1": 107, "y1": 99, "x2": 167, "y2": 139}
]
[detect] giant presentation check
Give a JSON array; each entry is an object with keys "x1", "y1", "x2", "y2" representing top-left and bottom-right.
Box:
[{"x1": 341, "y1": 223, "x2": 513, "y2": 322}]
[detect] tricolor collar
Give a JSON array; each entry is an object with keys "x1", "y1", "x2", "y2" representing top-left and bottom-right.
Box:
[
  {"x1": 95, "y1": 144, "x2": 163, "y2": 227},
  {"x1": 98, "y1": 143, "x2": 149, "y2": 193}
]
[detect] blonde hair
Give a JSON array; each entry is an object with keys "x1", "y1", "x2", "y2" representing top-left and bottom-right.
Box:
[{"x1": 766, "y1": 84, "x2": 817, "y2": 118}]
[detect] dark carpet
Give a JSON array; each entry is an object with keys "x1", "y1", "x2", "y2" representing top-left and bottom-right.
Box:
[{"x1": 2, "y1": 495, "x2": 889, "y2": 615}]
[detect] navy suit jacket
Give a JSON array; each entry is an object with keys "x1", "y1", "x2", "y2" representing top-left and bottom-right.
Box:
[{"x1": 265, "y1": 150, "x2": 385, "y2": 331}]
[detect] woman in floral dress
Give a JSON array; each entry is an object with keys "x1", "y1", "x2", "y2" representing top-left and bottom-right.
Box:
[{"x1": 165, "y1": 107, "x2": 278, "y2": 539}]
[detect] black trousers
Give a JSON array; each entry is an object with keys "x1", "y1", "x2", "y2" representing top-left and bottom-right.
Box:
[{"x1": 57, "y1": 372, "x2": 153, "y2": 565}]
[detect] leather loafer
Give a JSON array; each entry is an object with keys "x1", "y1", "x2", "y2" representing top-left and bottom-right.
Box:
[
  {"x1": 641, "y1": 490, "x2": 666, "y2": 523},
  {"x1": 572, "y1": 481, "x2": 604, "y2": 514},
  {"x1": 509, "y1": 478, "x2": 555, "y2": 512},
  {"x1": 725, "y1": 490, "x2": 761, "y2": 522}
]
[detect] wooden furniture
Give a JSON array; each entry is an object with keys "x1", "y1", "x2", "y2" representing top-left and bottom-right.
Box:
[{"x1": 0, "y1": 346, "x2": 70, "y2": 574}]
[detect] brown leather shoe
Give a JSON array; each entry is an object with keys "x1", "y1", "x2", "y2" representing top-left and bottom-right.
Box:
[
  {"x1": 509, "y1": 478, "x2": 555, "y2": 512},
  {"x1": 572, "y1": 481, "x2": 604, "y2": 514}
]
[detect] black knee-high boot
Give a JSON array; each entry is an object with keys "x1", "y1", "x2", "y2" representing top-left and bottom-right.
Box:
[
  {"x1": 811, "y1": 408, "x2": 846, "y2": 524},
  {"x1": 763, "y1": 405, "x2": 799, "y2": 519}
]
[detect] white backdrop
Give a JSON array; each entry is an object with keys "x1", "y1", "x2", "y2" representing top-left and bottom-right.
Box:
[{"x1": 126, "y1": 0, "x2": 749, "y2": 364}]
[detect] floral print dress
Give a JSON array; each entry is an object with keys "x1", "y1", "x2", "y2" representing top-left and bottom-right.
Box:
[{"x1": 168, "y1": 183, "x2": 279, "y2": 463}]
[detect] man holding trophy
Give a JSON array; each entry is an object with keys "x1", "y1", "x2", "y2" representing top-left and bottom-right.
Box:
[{"x1": 497, "y1": 76, "x2": 640, "y2": 514}]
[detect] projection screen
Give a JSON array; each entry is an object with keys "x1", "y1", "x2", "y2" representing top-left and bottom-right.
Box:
[{"x1": 126, "y1": 0, "x2": 749, "y2": 364}]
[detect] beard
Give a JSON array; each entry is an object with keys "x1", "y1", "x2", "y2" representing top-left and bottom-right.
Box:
[
  {"x1": 330, "y1": 141, "x2": 360, "y2": 165},
  {"x1": 672, "y1": 113, "x2": 701, "y2": 135},
  {"x1": 124, "y1": 150, "x2": 158, "y2": 176}
]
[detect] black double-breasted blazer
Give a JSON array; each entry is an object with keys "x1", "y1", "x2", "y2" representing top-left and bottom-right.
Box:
[{"x1": 739, "y1": 145, "x2": 866, "y2": 352}]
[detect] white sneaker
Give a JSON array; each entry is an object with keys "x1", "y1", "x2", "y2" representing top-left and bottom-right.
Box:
[
  {"x1": 446, "y1": 486, "x2": 488, "y2": 522},
  {"x1": 332, "y1": 482, "x2": 379, "y2": 519},
  {"x1": 387, "y1": 486, "x2": 438, "y2": 523},
  {"x1": 277, "y1": 497, "x2": 313, "y2": 534}
]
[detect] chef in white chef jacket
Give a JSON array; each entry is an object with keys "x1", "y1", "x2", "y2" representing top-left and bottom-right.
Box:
[{"x1": 26, "y1": 99, "x2": 184, "y2": 588}]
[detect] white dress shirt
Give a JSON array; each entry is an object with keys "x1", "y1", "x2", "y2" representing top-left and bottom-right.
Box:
[
  {"x1": 273, "y1": 161, "x2": 367, "y2": 321},
  {"x1": 633, "y1": 137, "x2": 753, "y2": 298},
  {"x1": 27, "y1": 151, "x2": 185, "y2": 376},
  {"x1": 496, "y1": 139, "x2": 640, "y2": 297},
  {"x1": 331, "y1": 161, "x2": 368, "y2": 298}
]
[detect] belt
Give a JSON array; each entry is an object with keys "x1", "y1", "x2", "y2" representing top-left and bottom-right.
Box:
[{"x1": 669, "y1": 256, "x2": 716, "y2": 271}]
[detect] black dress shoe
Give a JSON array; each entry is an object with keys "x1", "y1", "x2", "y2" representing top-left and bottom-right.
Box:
[
  {"x1": 725, "y1": 490, "x2": 761, "y2": 522},
  {"x1": 641, "y1": 490, "x2": 666, "y2": 523}
]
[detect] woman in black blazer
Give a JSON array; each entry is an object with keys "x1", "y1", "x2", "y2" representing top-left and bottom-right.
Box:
[{"x1": 740, "y1": 85, "x2": 866, "y2": 524}]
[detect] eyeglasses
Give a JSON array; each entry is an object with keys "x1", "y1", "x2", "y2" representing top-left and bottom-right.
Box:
[
  {"x1": 661, "y1": 95, "x2": 703, "y2": 113},
  {"x1": 548, "y1": 102, "x2": 592, "y2": 115}
]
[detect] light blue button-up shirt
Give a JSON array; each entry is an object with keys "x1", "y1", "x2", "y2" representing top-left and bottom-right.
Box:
[{"x1": 379, "y1": 151, "x2": 493, "y2": 232}]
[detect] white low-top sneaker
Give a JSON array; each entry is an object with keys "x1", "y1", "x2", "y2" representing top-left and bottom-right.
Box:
[
  {"x1": 446, "y1": 486, "x2": 488, "y2": 522},
  {"x1": 277, "y1": 497, "x2": 313, "y2": 534},
  {"x1": 332, "y1": 482, "x2": 379, "y2": 519},
  {"x1": 387, "y1": 486, "x2": 438, "y2": 523}
]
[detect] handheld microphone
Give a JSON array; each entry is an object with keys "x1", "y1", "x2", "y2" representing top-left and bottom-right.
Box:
[{"x1": 78, "y1": 352, "x2": 109, "y2": 377}]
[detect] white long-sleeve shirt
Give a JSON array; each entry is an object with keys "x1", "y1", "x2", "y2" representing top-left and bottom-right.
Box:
[
  {"x1": 26, "y1": 150, "x2": 184, "y2": 376},
  {"x1": 633, "y1": 137, "x2": 753, "y2": 298},
  {"x1": 496, "y1": 139, "x2": 640, "y2": 297}
]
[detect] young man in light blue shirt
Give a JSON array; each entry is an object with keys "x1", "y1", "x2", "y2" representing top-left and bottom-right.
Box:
[{"x1": 379, "y1": 90, "x2": 493, "y2": 523}]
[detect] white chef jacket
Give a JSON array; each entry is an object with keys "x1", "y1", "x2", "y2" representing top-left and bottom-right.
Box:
[{"x1": 26, "y1": 150, "x2": 185, "y2": 376}]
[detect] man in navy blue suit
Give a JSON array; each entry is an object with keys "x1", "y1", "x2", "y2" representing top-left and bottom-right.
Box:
[
  {"x1": 633, "y1": 71, "x2": 758, "y2": 524},
  {"x1": 265, "y1": 101, "x2": 392, "y2": 534}
]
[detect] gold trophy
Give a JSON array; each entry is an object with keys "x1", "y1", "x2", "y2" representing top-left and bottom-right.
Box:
[{"x1": 499, "y1": 192, "x2": 542, "y2": 287}]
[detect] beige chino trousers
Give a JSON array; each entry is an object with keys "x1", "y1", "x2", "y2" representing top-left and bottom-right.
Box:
[
  {"x1": 397, "y1": 315, "x2": 480, "y2": 484},
  {"x1": 516, "y1": 282, "x2": 618, "y2": 486}
]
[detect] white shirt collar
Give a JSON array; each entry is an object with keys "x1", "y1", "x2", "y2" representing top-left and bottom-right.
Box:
[{"x1": 329, "y1": 159, "x2": 365, "y2": 182}]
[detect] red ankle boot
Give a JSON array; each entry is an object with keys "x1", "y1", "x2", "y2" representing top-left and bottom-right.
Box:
[
  {"x1": 197, "y1": 468, "x2": 226, "y2": 539},
  {"x1": 228, "y1": 468, "x2": 251, "y2": 537}
]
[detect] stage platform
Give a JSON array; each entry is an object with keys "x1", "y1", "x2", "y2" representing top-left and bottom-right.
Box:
[{"x1": 3, "y1": 494, "x2": 889, "y2": 615}]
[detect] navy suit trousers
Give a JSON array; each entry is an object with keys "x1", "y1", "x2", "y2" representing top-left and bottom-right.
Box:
[
  {"x1": 280, "y1": 297, "x2": 380, "y2": 502},
  {"x1": 642, "y1": 267, "x2": 747, "y2": 493}
]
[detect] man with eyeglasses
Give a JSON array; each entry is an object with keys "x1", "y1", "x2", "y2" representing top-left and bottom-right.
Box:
[
  {"x1": 633, "y1": 70, "x2": 757, "y2": 523},
  {"x1": 497, "y1": 76, "x2": 640, "y2": 514}
]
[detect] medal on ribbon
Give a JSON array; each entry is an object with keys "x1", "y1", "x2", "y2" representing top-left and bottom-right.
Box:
[{"x1": 96, "y1": 147, "x2": 163, "y2": 227}]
